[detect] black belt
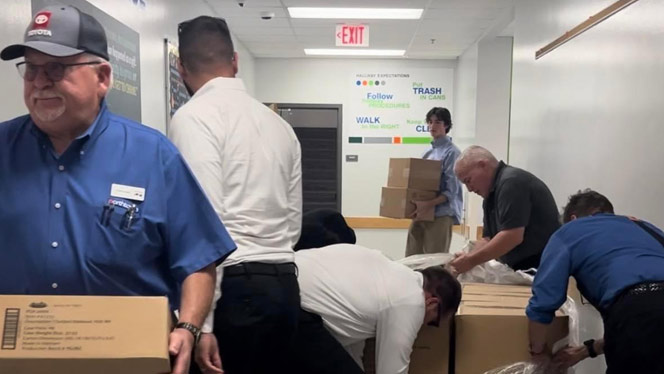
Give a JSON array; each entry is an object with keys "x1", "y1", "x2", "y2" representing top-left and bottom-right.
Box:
[
  {"x1": 625, "y1": 281, "x2": 664, "y2": 296},
  {"x1": 224, "y1": 262, "x2": 297, "y2": 277},
  {"x1": 606, "y1": 281, "x2": 664, "y2": 318}
]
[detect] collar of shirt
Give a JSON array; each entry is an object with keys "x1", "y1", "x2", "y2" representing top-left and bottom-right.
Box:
[
  {"x1": 487, "y1": 160, "x2": 507, "y2": 197},
  {"x1": 28, "y1": 100, "x2": 110, "y2": 156},
  {"x1": 192, "y1": 77, "x2": 247, "y2": 100},
  {"x1": 431, "y1": 135, "x2": 451, "y2": 148}
]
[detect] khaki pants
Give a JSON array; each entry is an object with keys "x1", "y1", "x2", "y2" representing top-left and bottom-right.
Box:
[{"x1": 405, "y1": 215, "x2": 454, "y2": 256}]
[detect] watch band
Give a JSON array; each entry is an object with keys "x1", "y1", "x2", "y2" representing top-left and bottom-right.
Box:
[
  {"x1": 176, "y1": 322, "x2": 202, "y2": 345},
  {"x1": 584, "y1": 339, "x2": 598, "y2": 358}
]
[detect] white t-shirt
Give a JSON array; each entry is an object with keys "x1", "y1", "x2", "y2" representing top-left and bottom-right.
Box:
[
  {"x1": 296, "y1": 244, "x2": 425, "y2": 374},
  {"x1": 169, "y1": 77, "x2": 302, "y2": 331}
]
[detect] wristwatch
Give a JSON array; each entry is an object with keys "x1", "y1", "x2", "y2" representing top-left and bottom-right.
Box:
[
  {"x1": 175, "y1": 322, "x2": 202, "y2": 346},
  {"x1": 584, "y1": 339, "x2": 598, "y2": 358}
]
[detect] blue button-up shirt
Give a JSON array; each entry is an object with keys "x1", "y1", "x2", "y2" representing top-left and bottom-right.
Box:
[
  {"x1": 422, "y1": 136, "x2": 463, "y2": 224},
  {"x1": 0, "y1": 102, "x2": 236, "y2": 309},
  {"x1": 527, "y1": 214, "x2": 664, "y2": 323}
]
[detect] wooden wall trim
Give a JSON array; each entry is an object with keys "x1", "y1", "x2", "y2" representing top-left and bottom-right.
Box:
[{"x1": 346, "y1": 217, "x2": 481, "y2": 239}]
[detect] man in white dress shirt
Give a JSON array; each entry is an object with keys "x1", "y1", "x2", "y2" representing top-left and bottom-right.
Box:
[
  {"x1": 169, "y1": 15, "x2": 302, "y2": 374},
  {"x1": 293, "y1": 242, "x2": 461, "y2": 374}
]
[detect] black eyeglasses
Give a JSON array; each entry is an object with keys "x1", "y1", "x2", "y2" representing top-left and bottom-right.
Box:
[{"x1": 16, "y1": 61, "x2": 103, "y2": 82}]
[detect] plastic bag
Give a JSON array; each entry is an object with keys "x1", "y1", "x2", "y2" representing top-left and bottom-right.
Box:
[{"x1": 398, "y1": 241, "x2": 534, "y2": 285}]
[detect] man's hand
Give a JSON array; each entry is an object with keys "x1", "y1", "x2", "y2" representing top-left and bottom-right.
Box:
[
  {"x1": 449, "y1": 252, "x2": 476, "y2": 274},
  {"x1": 553, "y1": 345, "x2": 589, "y2": 369},
  {"x1": 169, "y1": 328, "x2": 195, "y2": 374},
  {"x1": 195, "y1": 333, "x2": 224, "y2": 374},
  {"x1": 410, "y1": 200, "x2": 435, "y2": 221}
]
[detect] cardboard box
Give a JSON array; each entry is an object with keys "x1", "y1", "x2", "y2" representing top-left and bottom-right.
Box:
[
  {"x1": 387, "y1": 158, "x2": 442, "y2": 191},
  {"x1": 379, "y1": 187, "x2": 437, "y2": 219},
  {"x1": 364, "y1": 283, "x2": 569, "y2": 374},
  {"x1": 0, "y1": 295, "x2": 171, "y2": 374},
  {"x1": 363, "y1": 321, "x2": 450, "y2": 374},
  {"x1": 408, "y1": 320, "x2": 451, "y2": 374},
  {"x1": 454, "y1": 283, "x2": 569, "y2": 374}
]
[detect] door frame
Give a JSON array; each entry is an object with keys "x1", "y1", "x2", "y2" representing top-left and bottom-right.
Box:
[{"x1": 274, "y1": 103, "x2": 343, "y2": 212}]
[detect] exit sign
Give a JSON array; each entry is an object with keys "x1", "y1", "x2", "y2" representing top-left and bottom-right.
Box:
[{"x1": 335, "y1": 24, "x2": 369, "y2": 47}]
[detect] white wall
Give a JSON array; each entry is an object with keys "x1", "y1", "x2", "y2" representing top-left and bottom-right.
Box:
[
  {"x1": 453, "y1": 35, "x2": 514, "y2": 233},
  {"x1": 476, "y1": 36, "x2": 513, "y2": 161},
  {"x1": 510, "y1": 0, "x2": 664, "y2": 371},
  {"x1": 511, "y1": 0, "x2": 664, "y2": 224},
  {"x1": 255, "y1": 58, "x2": 462, "y2": 256},
  {"x1": 0, "y1": 0, "x2": 256, "y2": 134},
  {"x1": 0, "y1": 0, "x2": 32, "y2": 121}
]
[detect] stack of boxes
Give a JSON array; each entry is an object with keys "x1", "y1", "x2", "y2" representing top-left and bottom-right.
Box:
[{"x1": 379, "y1": 158, "x2": 442, "y2": 221}]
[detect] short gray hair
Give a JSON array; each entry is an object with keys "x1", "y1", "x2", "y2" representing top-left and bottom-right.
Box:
[{"x1": 454, "y1": 145, "x2": 498, "y2": 172}]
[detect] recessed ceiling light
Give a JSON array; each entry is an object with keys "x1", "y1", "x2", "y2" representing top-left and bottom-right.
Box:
[
  {"x1": 288, "y1": 7, "x2": 423, "y2": 20},
  {"x1": 304, "y1": 49, "x2": 405, "y2": 57}
]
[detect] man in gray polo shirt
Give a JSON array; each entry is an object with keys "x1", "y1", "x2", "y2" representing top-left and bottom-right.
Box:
[{"x1": 450, "y1": 145, "x2": 560, "y2": 273}]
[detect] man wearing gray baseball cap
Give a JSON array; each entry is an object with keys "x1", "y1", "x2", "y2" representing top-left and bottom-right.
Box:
[{"x1": 0, "y1": 6, "x2": 237, "y2": 374}]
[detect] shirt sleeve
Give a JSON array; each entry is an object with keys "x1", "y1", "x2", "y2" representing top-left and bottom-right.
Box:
[
  {"x1": 287, "y1": 136, "x2": 303, "y2": 247},
  {"x1": 161, "y1": 147, "x2": 236, "y2": 284},
  {"x1": 438, "y1": 148, "x2": 462, "y2": 204},
  {"x1": 169, "y1": 108, "x2": 231, "y2": 331},
  {"x1": 526, "y1": 233, "x2": 571, "y2": 324},
  {"x1": 375, "y1": 303, "x2": 424, "y2": 374},
  {"x1": 201, "y1": 266, "x2": 224, "y2": 333},
  {"x1": 496, "y1": 178, "x2": 531, "y2": 231}
]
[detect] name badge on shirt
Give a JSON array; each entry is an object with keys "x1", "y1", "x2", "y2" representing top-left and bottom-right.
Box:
[{"x1": 110, "y1": 183, "x2": 145, "y2": 202}]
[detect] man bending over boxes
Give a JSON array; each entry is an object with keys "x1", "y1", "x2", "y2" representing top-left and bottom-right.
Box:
[
  {"x1": 527, "y1": 190, "x2": 664, "y2": 373},
  {"x1": 291, "y1": 219, "x2": 461, "y2": 374}
]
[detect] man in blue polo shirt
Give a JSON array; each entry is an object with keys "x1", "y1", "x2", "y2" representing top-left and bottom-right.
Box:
[
  {"x1": 527, "y1": 189, "x2": 664, "y2": 373},
  {"x1": 0, "y1": 6, "x2": 236, "y2": 374}
]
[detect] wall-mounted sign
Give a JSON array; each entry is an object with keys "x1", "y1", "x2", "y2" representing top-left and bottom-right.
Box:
[{"x1": 335, "y1": 24, "x2": 369, "y2": 47}]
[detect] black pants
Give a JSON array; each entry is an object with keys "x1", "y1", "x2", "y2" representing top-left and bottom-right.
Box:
[
  {"x1": 192, "y1": 262, "x2": 300, "y2": 374},
  {"x1": 291, "y1": 310, "x2": 365, "y2": 374},
  {"x1": 604, "y1": 286, "x2": 664, "y2": 374},
  {"x1": 511, "y1": 254, "x2": 541, "y2": 271}
]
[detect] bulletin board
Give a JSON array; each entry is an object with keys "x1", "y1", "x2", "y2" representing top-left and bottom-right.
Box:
[{"x1": 164, "y1": 39, "x2": 190, "y2": 131}]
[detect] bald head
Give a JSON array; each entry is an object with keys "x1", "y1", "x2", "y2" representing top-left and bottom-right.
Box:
[
  {"x1": 454, "y1": 145, "x2": 499, "y2": 198},
  {"x1": 454, "y1": 145, "x2": 498, "y2": 173}
]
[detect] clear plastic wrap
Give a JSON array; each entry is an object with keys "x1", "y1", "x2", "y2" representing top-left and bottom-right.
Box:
[
  {"x1": 483, "y1": 358, "x2": 565, "y2": 374},
  {"x1": 397, "y1": 241, "x2": 534, "y2": 285}
]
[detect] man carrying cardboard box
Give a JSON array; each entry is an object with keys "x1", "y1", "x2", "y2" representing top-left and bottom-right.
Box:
[
  {"x1": 451, "y1": 145, "x2": 560, "y2": 273},
  {"x1": 293, "y1": 241, "x2": 461, "y2": 374},
  {"x1": 0, "y1": 6, "x2": 236, "y2": 374},
  {"x1": 527, "y1": 190, "x2": 664, "y2": 373},
  {"x1": 406, "y1": 107, "x2": 464, "y2": 256}
]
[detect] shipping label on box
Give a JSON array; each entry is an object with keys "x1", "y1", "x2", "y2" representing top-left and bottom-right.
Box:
[{"x1": 0, "y1": 295, "x2": 171, "y2": 374}]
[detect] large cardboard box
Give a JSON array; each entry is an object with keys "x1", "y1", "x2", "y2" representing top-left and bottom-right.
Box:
[
  {"x1": 364, "y1": 283, "x2": 569, "y2": 374},
  {"x1": 387, "y1": 158, "x2": 442, "y2": 191},
  {"x1": 0, "y1": 295, "x2": 171, "y2": 374},
  {"x1": 379, "y1": 187, "x2": 437, "y2": 219},
  {"x1": 363, "y1": 321, "x2": 450, "y2": 374},
  {"x1": 408, "y1": 320, "x2": 451, "y2": 374},
  {"x1": 455, "y1": 283, "x2": 569, "y2": 374}
]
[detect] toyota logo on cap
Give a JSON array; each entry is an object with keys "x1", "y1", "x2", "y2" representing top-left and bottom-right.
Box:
[{"x1": 33, "y1": 12, "x2": 51, "y2": 29}]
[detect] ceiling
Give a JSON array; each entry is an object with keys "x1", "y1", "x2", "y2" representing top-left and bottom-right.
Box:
[{"x1": 204, "y1": 0, "x2": 514, "y2": 59}]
